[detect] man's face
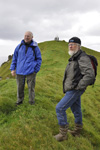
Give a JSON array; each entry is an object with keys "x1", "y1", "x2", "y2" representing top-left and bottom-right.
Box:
[
  {"x1": 24, "y1": 32, "x2": 33, "y2": 44},
  {"x1": 68, "y1": 43, "x2": 80, "y2": 56}
]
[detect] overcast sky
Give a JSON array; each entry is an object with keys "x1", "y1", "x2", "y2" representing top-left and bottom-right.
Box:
[{"x1": 0, "y1": 0, "x2": 100, "y2": 63}]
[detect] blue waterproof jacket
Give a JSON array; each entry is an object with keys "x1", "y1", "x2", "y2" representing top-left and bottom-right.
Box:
[{"x1": 10, "y1": 40, "x2": 42, "y2": 75}]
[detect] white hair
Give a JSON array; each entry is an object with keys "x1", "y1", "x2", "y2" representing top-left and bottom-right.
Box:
[
  {"x1": 25, "y1": 31, "x2": 33, "y2": 37},
  {"x1": 77, "y1": 43, "x2": 81, "y2": 49}
]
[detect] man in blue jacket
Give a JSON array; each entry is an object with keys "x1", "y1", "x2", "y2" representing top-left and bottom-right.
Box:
[{"x1": 10, "y1": 31, "x2": 42, "y2": 105}]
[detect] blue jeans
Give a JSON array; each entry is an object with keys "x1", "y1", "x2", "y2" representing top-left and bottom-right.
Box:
[{"x1": 56, "y1": 90, "x2": 84, "y2": 126}]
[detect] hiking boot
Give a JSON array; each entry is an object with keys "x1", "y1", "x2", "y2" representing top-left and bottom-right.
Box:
[
  {"x1": 54, "y1": 125, "x2": 69, "y2": 142},
  {"x1": 68, "y1": 123, "x2": 83, "y2": 136}
]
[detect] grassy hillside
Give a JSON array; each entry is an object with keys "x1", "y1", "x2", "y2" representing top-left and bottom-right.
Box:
[{"x1": 0, "y1": 40, "x2": 100, "y2": 150}]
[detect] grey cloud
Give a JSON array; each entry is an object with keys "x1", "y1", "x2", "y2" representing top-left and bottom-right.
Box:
[
  {"x1": 0, "y1": 0, "x2": 100, "y2": 41},
  {"x1": 87, "y1": 24, "x2": 100, "y2": 36},
  {"x1": 1, "y1": 0, "x2": 100, "y2": 16}
]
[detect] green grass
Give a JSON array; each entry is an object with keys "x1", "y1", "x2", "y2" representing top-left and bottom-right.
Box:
[{"x1": 0, "y1": 40, "x2": 100, "y2": 150}]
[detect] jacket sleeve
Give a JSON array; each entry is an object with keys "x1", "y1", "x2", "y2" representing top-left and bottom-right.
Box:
[
  {"x1": 76, "y1": 55, "x2": 95, "y2": 90},
  {"x1": 10, "y1": 45, "x2": 19, "y2": 71},
  {"x1": 34, "y1": 46, "x2": 42, "y2": 73}
]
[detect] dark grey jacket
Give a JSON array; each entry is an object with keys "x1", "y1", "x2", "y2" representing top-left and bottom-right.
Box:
[{"x1": 63, "y1": 50, "x2": 95, "y2": 93}]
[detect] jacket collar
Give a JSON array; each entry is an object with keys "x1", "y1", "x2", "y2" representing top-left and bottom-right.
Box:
[{"x1": 21, "y1": 39, "x2": 38, "y2": 47}]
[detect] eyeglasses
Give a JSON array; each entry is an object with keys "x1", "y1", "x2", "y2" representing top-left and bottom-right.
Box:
[{"x1": 68, "y1": 43, "x2": 76, "y2": 47}]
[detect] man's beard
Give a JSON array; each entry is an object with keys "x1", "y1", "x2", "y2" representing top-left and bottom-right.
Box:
[{"x1": 68, "y1": 49, "x2": 79, "y2": 56}]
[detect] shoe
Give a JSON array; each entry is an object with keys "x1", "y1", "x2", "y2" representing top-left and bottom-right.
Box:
[
  {"x1": 16, "y1": 101, "x2": 23, "y2": 106},
  {"x1": 29, "y1": 101, "x2": 35, "y2": 105},
  {"x1": 68, "y1": 123, "x2": 83, "y2": 137},
  {"x1": 54, "y1": 125, "x2": 69, "y2": 142}
]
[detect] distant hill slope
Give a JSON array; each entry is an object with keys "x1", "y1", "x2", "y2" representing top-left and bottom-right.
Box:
[
  {"x1": 0, "y1": 56, "x2": 8, "y2": 66},
  {"x1": 0, "y1": 40, "x2": 100, "y2": 150},
  {"x1": 0, "y1": 40, "x2": 100, "y2": 79}
]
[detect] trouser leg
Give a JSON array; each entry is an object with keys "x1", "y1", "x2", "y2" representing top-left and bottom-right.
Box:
[
  {"x1": 26, "y1": 72, "x2": 36, "y2": 104},
  {"x1": 71, "y1": 96, "x2": 82, "y2": 124},
  {"x1": 68, "y1": 95, "x2": 84, "y2": 136},
  {"x1": 16, "y1": 75, "x2": 25, "y2": 103}
]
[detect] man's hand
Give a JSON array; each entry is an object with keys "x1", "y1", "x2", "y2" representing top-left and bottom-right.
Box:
[{"x1": 11, "y1": 70, "x2": 16, "y2": 76}]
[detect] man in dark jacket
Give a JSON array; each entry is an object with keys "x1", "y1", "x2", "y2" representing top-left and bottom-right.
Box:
[
  {"x1": 10, "y1": 31, "x2": 42, "y2": 105},
  {"x1": 54, "y1": 37, "x2": 95, "y2": 141}
]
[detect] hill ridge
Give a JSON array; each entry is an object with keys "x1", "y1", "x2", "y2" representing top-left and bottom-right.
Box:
[{"x1": 0, "y1": 40, "x2": 100, "y2": 150}]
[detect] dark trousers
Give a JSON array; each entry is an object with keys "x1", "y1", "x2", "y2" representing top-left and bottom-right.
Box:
[{"x1": 16, "y1": 73, "x2": 36, "y2": 103}]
